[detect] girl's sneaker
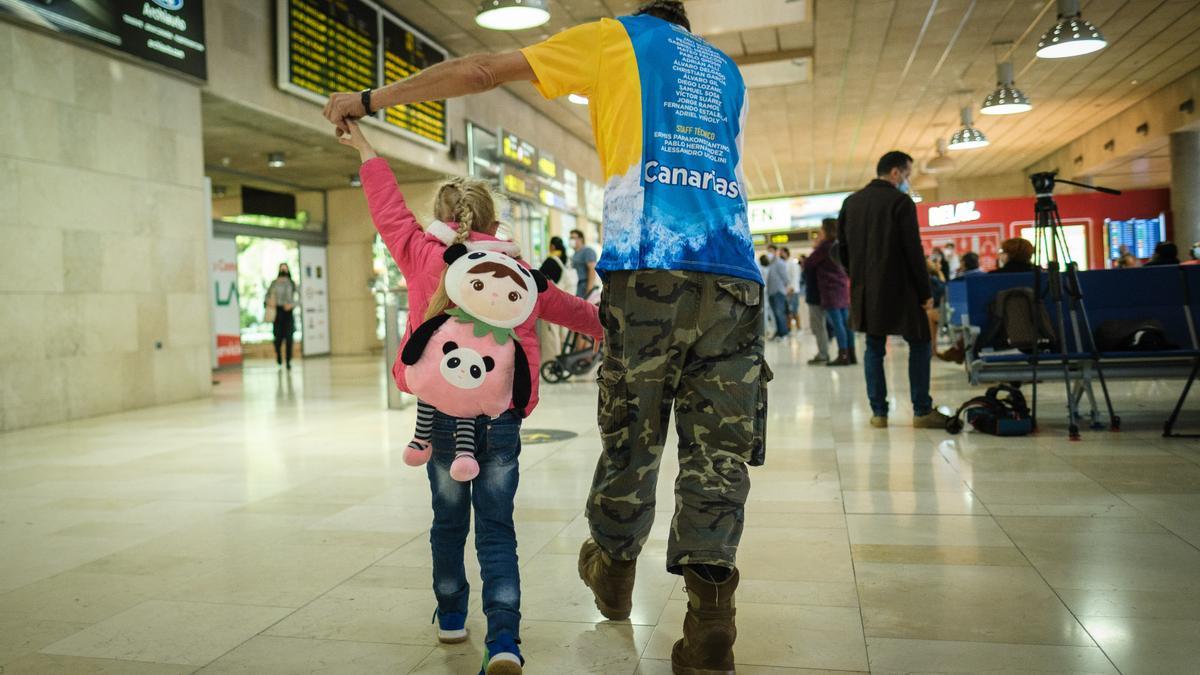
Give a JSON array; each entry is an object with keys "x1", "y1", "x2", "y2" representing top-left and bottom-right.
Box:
[
  {"x1": 433, "y1": 609, "x2": 468, "y2": 644},
  {"x1": 480, "y1": 635, "x2": 523, "y2": 675}
]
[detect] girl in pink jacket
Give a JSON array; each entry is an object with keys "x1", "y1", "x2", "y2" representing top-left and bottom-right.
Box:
[{"x1": 339, "y1": 122, "x2": 601, "y2": 672}]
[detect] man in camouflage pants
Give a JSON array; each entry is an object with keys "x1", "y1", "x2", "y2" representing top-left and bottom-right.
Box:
[{"x1": 588, "y1": 271, "x2": 768, "y2": 571}]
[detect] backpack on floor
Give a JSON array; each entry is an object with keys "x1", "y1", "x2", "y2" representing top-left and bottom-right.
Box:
[
  {"x1": 945, "y1": 384, "x2": 1034, "y2": 436},
  {"x1": 975, "y1": 287, "x2": 1056, "y2": 354}
]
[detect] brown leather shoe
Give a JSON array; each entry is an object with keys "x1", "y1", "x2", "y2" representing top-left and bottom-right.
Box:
[
  {"x1": 577, "y1": 539, "x2": 636, "y2": 620},
  {"x1": 671, "y1": 566, "x2": 739, "y2": 675}
]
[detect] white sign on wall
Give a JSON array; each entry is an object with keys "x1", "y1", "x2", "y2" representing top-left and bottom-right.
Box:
[
  {"x1": 748, "y1": 198, "x2": 792, "y2": 233},
  {"x1": 208, "y1": 236, "x2": 242, "y2": 368},
  {"x1": 300, "y1": 245, "x2": 330, "y2": 356},
  {"x1": 928, "y1": 201, "x2": 982, "y2": 226}
]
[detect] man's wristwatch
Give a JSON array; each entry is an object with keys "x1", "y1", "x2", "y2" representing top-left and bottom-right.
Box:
[{"x1": 360, "y1": 89, "x2": 373, "y2": 116}]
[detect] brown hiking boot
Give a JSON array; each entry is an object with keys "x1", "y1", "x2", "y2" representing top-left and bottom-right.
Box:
[
  {"x1": 577, "y1": 538, "x2": 636, "y2": 620},
  {"x1": 671, "y1": 566, "x2": 739, "y2": 675}
]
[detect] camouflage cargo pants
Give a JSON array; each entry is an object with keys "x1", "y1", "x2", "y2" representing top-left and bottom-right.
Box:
[{"x1": 587, "y1": 270, "x2": 771, "y2": 574}]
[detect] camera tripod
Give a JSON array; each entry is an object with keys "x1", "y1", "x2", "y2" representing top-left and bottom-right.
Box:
[{"x1": 1028, "y1": 172, "x2": 1121, "y2": 439}]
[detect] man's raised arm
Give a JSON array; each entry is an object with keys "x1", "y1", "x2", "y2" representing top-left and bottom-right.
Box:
[{"x1": 323, "y1": 51, "x2": 535, "y2": 133}]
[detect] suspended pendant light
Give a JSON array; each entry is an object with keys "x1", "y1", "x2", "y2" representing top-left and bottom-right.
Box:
[
  {"x1": 924, "y1": 139, "x2": 957, "y2": 174},
  {"x1": 1036, "y1": 0, "x2": 1106, "y2": 59},
  {"x1": 981, "y1": 62, "x2": 1032, "y2": 115},
  {"x1": 948, "y1": 107, "x2": 989, "y2": 150},
  {"x1": 476, "y1": 0, "x2": 550, "y2": 31}
]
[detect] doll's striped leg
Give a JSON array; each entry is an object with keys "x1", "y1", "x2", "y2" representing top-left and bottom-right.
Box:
[
  {"x1": 449, "y1": 417, "x2": 480, "y2": 482},
  {"x1": 403, "y1": 400, "x2": 435, "y2": 466}
]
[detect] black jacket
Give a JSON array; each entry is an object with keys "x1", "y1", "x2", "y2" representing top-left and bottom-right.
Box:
[
  {"x1": 838, "y1": 179, "x2": 932, "y2": 339},
  {"x1": 990, "y1": 261, "x2": 1037, "y2": 274}
]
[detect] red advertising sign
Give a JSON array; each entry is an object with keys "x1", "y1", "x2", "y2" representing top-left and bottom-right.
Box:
[{"x1": 917, "y1": 189, "x2": 1170, "y2": 271}]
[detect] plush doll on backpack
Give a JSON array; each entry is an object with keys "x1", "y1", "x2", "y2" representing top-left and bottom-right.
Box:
[{"x1": 400, "y1": 241, "x2": 547, "y2": 481}]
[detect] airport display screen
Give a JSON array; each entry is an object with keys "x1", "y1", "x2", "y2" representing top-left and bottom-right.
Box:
[
  {"x1": 278, "y1": 0, "x2": 448, "y2": 146},
  {"x1": 381, "y1": 16, "x2": 446, "y2": 144},
  {"x1": 1106, "y1": 214, "x2": 1165, "y2": 260},
  {"x1": 0, "y1": 0, "x2": 207, "y2": 80},
  {"x1": 283, "y1": 0, "x2": 378, "y2": 98}
]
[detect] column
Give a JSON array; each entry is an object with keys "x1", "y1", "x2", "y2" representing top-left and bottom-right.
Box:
[{"x1": 1170, "y1": 130, "x2": 1200, "y2": 253}]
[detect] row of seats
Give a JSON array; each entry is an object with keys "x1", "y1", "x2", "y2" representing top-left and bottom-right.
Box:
[{"x1": 946, "y1": 265, "x2": 1200, "y2": 437}]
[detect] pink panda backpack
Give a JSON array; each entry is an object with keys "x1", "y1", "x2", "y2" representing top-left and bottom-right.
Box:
[{"x1": 399, "y1": 243, "x2": 547, "y2": 481}]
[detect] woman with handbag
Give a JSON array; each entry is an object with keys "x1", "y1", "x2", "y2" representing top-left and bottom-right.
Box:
[{"x1": 265, "y1": 263, "x2": 299, "y2": 368}]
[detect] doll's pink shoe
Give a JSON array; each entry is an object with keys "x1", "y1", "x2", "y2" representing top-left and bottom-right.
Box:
[
  {"x1": 449, "y1": 453, "x2": 480, "y2": 482},
  {"x1": 404, "y1": 439, "x2": 432, "y2": 466}
]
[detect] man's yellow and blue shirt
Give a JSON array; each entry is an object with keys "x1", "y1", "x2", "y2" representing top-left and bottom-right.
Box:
[{"x1": 522, "y1": 14, "x2": 760, "y2": 284}]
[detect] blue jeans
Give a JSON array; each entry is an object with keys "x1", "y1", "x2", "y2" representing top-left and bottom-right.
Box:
[
  {"x1": 427, "y1": 410, "x2": 521, "y2": 646},
  {"x1": 768, "y1": 292, "x2": 790, "y2": 337},
  {"x1": 864, "y1": 335, "x2": 933, "y2": 417},
  {"x1": 826, "y1": 307, "x2": 855, "y2": 351}
]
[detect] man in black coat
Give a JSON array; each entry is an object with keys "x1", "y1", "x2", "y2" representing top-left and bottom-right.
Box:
[{"x1": 838, "y1": 151, "x2": 948, "y2": 429}]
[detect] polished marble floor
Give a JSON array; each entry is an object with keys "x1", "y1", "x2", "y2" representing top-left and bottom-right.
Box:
[{"x1": 1, "y1": 336, "x2": 1198, "y2": 674}]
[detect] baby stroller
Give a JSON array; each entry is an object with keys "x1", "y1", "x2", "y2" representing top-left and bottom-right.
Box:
[{"x1": 541, "y1": 287, "x2": 602, "y2": 383}]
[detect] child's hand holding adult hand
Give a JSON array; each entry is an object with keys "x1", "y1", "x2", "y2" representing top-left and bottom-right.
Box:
[{"x1": 337, "y1": 120, "x2": 377, "y2": 162}]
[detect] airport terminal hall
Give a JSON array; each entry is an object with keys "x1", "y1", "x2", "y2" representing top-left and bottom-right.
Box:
[{"x1": 6, "y1": 0, "x2": 1200, "y2": 673}]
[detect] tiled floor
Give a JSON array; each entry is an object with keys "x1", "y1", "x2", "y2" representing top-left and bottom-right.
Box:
[{"x1": 1, "y1": 337, "x2": 1198, "y2": 674}]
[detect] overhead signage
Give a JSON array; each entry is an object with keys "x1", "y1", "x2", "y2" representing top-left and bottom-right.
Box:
[
  {"x1": 0, "y1": 0, "x2": 207, "y2": 80},
  {"x1": 502, "y1": 171, "x2": 538, "y2": 200},
  {"x1": 539, "y1": 187, "x2": 569, "y2": 211},
  {"x1": 584, "y1": 180, "x2": 604, "y2": 221},
  {"x1": 537, "y1": 153, "x2": 558, "y2": 180},
  {"x1": 276, "y1": 0, "x2": 449, "y2": 147},
  {"x1": 501, "y1": 131, "x2": 536, "y2": 169},
  {"x1": 748, "y1": 198, "x2": 792, "y2": 233},
  {"x1": 563, "y1": 169, "x2": 579, "y2": 211},
  {"x1": 381, "y1": 15, "x2": 446, "y2": 144},
  {"x1": 929, "y1": 201, "x2": 982, "y2": 227}
]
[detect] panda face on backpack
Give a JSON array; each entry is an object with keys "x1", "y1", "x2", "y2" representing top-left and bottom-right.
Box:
[{"x1": 439, "y1": 341, "x2": 495, "y2": 390}]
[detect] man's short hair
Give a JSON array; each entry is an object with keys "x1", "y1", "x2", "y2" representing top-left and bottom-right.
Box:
[
  {"x1": 634, "y1": 0, "x2": 690, "y2": 31},
  {"x1": 821, "y1": 217, "x2": 838, "y2": 239},
  {"x1": 779, "y1": 247, "x2": 790, "y2": 257},
  {"x1": 570, "y1": 229, "x2": 585, "y2": 241},
  {"x1": 961, "y1": 251, "x2": 980, "y2": 270},
  {"x1": 876, "y1": 151, "x2": 914, "y2": 177},
  {"x1": 767, "y1": 244, "x2": 777, "y2": 252}
]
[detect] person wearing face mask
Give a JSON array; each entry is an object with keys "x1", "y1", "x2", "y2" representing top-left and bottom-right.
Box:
[
  {"x1": 1185, "y1": 241, "x2": 1200, "y2": 266},
  {"x1": 266, "y1": 263, "x2": 299, "y2": 369},
  {"x1": 838, "y1": 151, "x2": 948, "y2": 429}
]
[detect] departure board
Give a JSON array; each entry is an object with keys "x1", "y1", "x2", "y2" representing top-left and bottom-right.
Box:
[
  {"x1": 382, "y1": 17, "x2": 447, "y2": 144},
  {"x1": 278, "y1": 0, "x2": 449, "y2": 147},
  {"x1": 285, "y1": 0, "x2": 377, "y2": 97}
]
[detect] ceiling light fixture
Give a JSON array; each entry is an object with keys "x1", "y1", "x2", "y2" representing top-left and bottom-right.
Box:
[
  {"x1": 267, "y1": 152, "x2": 285, "y2": 168},
  {"x1": 568, "y1": 93, "x2": 589, "y2": 105},
  {"x1": 475, "y1": 0, "x2": 550, "y2": 31},
  {"x1": 349, "y1": 174, "x2": 362, "y2": 188},
  {"x1": 948, "y1": 107, "x2": 989, "y2": 150},
  {"x1": 924, "y1": 139, "x2": 957, "y2": 173},
  {"x1": 1036, "y1": 0, "x2": 1107, "y2": 59},
  {"x1": 981, "y1": 62, "x2": 1031, "y2": 115}
]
